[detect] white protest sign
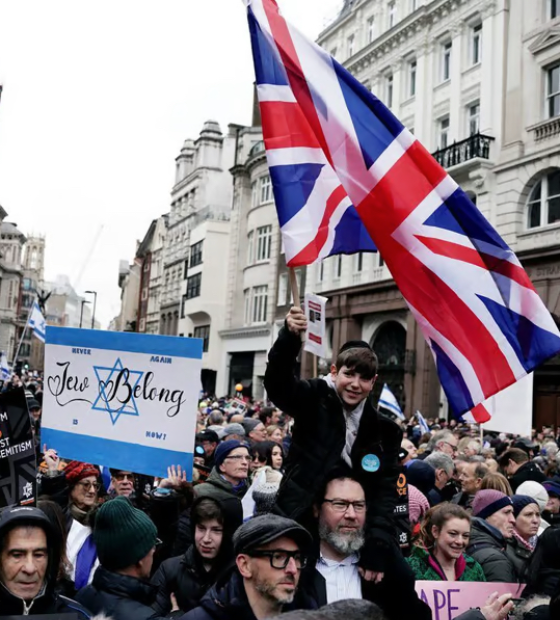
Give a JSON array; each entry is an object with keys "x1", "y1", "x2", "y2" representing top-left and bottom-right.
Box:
[
  {"x1": 482, "y1": 372, "x2": 533, "y2": 437},
  {"x1": 41, "y1": 327, "x2": 203, "y2": 478},
  {"x1": 304, "y1": 293, "x2": 328, "y2": 358}
]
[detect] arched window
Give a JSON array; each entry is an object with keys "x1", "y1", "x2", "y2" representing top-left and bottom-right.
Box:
[{"x1": 527, "y1": 169, "x2": 560, "y2": 229}]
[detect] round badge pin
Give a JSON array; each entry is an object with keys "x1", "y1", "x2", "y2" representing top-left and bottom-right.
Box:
[{"x1": 361, "y1": 454, "x2": 380, "y2": 473}]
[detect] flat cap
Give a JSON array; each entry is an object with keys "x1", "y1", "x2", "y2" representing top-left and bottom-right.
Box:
[{"x1": 233, "y1": 514, "x2": 312, "y2": 554}]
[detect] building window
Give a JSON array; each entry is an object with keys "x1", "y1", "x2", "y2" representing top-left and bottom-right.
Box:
[
  {"x1": 527, "y1": 170, "x2": 560, "y2": 229},
  {"x1": 377, "y1": 253, "x2": 385, "y2": 268},
  {"x1": 190, "y1": 240, "x2": 203, "y2": 267},
  {"x1": 186, "y1": 273, "x2": 201, "y2": 299},
  {"x1": 143, "y1": 260, "x2": 150, "y2": 272},
  {"x1": 244, "y1": 289, "x2": 251, "y2": 325},
  {"x1": 441, "y1": 41, "x2": 452, "y2": 82},
  {"x1": 408, "y1": 59, "x2": 417, "y2": 97},
  {"x1": 367, "y1": 16, "x2": 376, "y2": 43},
  {"x1": 468, "y1": 102, "x2": 480, "y2": 135},
  {"x1": 386, "y1": 73, "x2": 394, "y2": 108},
  {"x1": 256, "y1": 225, "x2": 272, "y2": 261},
  {"x1": 252, "y1": 285, "x2": 268, "y2": 323},
  {"x1": 438, "y1": 116, "x2": 450, "y2": 149},
  {"x1": 354, "y1": 252, "x2": 364, "y2": 273},
  {"x1": 139, "y1": 318, "x2": 146, "y2": 332},
  {"x1": 251, "y1": 181, "x2": 258, "y2": 207},
  {"x1": 247, "y1": 231, "x2": 254, "y2": 265},
  {"x1": 330, "y1": 47, "x2": 337, "y2": 59},
  {"x1": 141, "y1": 288, "x2": 148, "y2": 301},
  {"x1": 471, "y1": 23, "x2": 482, "y2": 65},
  {"x1": 335, "y1": 255, "x2": 342, "y2": 279},
  {"x1": 347, "y1": 34, "x2": 355, "y2": 58},
  {"x1": 260, "y1": 174, "x2": 272, "y2": 204},
  {"x1": 318, "y1": 261, "x2": 324, "y2": 282},
  {"x1": 410, "y1": 0, "x2": 418, "y2": 12},
  {"x1": 388, "y1": 1, "x2": 396, "y2": 28},
  {"x1": 194, "y1": 325, "x2": 210, "y2": 353},
  {"x1": 547, "y1": 64, "x2": 560, "y2": 119},
  {"x1": 550, "y1": 0, "x2": 559, "y2": 20},
  {"x1": 277, "y1": 273, "x2": 288, "y2": 306}
]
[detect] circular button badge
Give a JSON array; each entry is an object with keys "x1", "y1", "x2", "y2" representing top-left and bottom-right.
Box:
[{"x1": 361, "y1": 454, "x2": 380, "y2": 473}]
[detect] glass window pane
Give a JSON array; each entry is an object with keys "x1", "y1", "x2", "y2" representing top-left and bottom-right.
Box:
[
  {"x1": 528, "y1": 202, "x2": 541, "y2": 228},
  {"x1": 549, "y1": 170, "x2": 560, "y2": 197},
  {"x1": 551, "y1": 66, "x2": 560, "y2": 94},
  {"x1": 548, "y1": 197, "x2": 560, "y2": 224},
  {"x1": 529, "y1": 180, "x2": 542, "y2": 203}
]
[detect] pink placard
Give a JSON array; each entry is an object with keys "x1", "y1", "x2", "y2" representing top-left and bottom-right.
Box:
[{"x1": 415, "y1": 581, "x2": 524, "y2": 620}]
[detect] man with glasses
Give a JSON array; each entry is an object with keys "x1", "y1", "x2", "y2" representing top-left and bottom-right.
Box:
[
  {"x1": 183, "y1": 514, "x2": 316, "y2": 620},
  {"x1": 195, "y1": 440, "x2": 250, "y2": 503},
  {"x1": 109, "y1": 469, "x2": 135, "y2": 498},
  {"x1": 421, "y1": 430, "x2": 459, "y2": 460},
  {"x1": 300, "y1": 473, "x2": 431, "y2": 620}
]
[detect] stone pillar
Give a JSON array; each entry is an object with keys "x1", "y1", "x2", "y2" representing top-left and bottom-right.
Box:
[
  {"x1": 416, "y1": 41, "x2": 435, "y2": 145},
  {"x1": 391, "y1": 58, "x2": 403, "y2": 112},
  {"x1": 449, "y1": 22, "x2": 464, "y2": 141}
]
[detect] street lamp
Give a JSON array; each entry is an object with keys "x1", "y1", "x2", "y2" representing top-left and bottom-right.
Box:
[
  {"x1": 79, "y1": 300, "x2": 90, "y2": 329},
  {"x1": 85, "y1": 290, "x2": 97, "y2": 329}
]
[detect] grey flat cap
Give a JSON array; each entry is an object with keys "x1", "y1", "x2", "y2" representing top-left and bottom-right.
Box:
[{"x1": 233, "y1": 514, "x2": 312, "y2": 554}]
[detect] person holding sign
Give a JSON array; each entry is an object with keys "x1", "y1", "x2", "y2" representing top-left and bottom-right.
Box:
[
  {"x1": 264, "y1": 306, "x2": 402, "y2": 584},
  {"x1": 0, "y1": 505, "x2": 90, "y2": 617}
]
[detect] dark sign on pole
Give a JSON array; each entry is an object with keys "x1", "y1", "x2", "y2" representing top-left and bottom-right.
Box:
[{"x1": 0, "y1": 387, "x2": 37, "y2": 509}]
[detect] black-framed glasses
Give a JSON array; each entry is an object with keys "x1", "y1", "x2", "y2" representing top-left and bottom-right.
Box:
[
  {"x1": 224, "y1": 455, "x2": 251, "y2": 462},
  {"x1": 322, "y1": 499, "x2": 366, "y2": 513},
  {"x1": 443, "y1": 441, "x2": 458, "y2": 453},
  {"x1": 248, "y1": 549, "x2": 307, "y2": 570},
  {"x1": 114, "y1": 473, "x2": 134, "y2": 481}
]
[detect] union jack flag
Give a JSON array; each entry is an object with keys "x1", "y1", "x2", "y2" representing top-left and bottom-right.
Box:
[{"x1": 245, "y1": 0, "x2": 560, "y2": 420}]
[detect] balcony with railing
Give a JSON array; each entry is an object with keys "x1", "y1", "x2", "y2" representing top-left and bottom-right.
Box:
[{"x1": 431, "y1": 133, "x2": 494, "y2": 172}]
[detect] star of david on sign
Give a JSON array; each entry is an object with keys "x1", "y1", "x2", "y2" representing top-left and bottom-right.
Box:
[{"x1": 92, "y1": 358, "x2": 144, "y2": 425}]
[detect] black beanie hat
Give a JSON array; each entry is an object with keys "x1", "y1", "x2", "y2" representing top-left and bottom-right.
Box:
[
  {"x1": 338, "y1": 340, "x2": 372, "y2": 354},
  {"x1": 94, "y1": 496, "x2": 157, "y2": 570}
]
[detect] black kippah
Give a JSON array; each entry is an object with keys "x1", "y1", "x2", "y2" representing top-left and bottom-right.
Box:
[{"x1": 338, "y1": 340, "x2": 372, "y2": 354}]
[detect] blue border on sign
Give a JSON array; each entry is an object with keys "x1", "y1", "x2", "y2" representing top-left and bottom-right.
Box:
[
  {"x1": 42, "y1": 427, "x2": 194, "y2": 480},
  {"x1": 46, "y1": 326, "x2": 203, "y2": 359}
]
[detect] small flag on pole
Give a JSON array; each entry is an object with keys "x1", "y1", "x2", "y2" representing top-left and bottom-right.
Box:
[
  {"x1": 28, "y1": 302, "x2": 46, "y2": 343},
  {"x1": 0, "y1": 352, "x2": 11, "y2": 381},
  {"x1": 416, "y1": 410, "x2": 430, "y2": 435},
  {"x1": 378, "y1": 383, "x2": 404, "y2": 420}
]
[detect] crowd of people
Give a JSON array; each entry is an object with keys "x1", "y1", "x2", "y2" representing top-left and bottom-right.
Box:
[{"x1": 1, "y1": 307, "x2": 560, "y2": 619}]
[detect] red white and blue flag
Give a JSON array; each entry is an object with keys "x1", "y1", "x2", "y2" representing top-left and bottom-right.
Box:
[{"x1": 245, "y1": 0, "x2": 560, "y2": 420}]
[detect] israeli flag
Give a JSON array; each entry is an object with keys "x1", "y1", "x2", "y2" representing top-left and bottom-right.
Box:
[
  {"x1": 378, "y1": 383, "x2": 404, "y2": 420},
  {"x1": 416, "y1": 410, "x2": 430, "y2": 435},
  {"x1": 29, "y1": 301, "x2": 46, "y2": 343},
  {"x1": 0, "y1": 351, "x2": 10, "y2": 380}
]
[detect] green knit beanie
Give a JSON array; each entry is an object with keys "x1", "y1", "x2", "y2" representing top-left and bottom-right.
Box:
[{"x1": 93, "y1": 496, "x2": 157, "y2": 570}]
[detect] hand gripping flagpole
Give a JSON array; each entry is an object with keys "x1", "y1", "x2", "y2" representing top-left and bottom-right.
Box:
[{"x1": 289, "y1": 266, "x2": 318, "y2": 375}]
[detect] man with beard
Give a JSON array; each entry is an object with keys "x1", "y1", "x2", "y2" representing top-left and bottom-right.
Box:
[
  {"x1": 182, "y1": 515, "x2": 316, "y2": 620},
  {"x1": 301, "y1": 470, "x2": 431, "y2": 620},
  {"x1": 299, "y1": 472, "x2": 430, "y2": 620}
]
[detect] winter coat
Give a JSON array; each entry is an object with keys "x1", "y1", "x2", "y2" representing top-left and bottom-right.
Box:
[
  {"x1": 466, "y1": 518, "x2": 518, "y2": 582},
  {"x1": 0, "y1": 506, "x2": 90, "y2": 618},
  {"x1": 299, "y1": 550, "x2": 432, "y2": 620},
  {"x1": 181, "y1": 568, "x2": 317, "y2": 620},
  {"x1": 151, "y1": 495, "x2": 243, "y2": 614},
  {"x1": 194, "y1": 468, "x2": 247, "y2": 503},
  {"x1": 451, "y1": 491, "x2": 474, "y2": 511},
  {"x1": 406, "y1": 546, "x2": 486, "y2": 582},
  {"x1": 76, "y1": 566, "x2": 165, "y2": 620},
  {"x1": 505, "y1": 535, "x2": 533, "y2": 581},
  {"x1": 510, "y1": 462, "x2": 547, "y2": 492},
  {"x1": 263, "y1": 326, "x2": 402, "y2": 573},
  {"x1": 523, "y1": 567, "x2": 560, "y2": 598}
]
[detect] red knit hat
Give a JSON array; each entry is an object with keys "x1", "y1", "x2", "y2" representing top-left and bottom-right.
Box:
[{"x1": 64, "y1": 460, "x2": 99, "y2": 486}]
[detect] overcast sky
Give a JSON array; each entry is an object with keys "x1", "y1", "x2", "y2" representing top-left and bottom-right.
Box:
[{"x1": 0, "y1": 0, "x2": 342, "y2": 327}]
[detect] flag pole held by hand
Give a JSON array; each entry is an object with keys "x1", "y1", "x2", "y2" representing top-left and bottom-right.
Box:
[{"x1": 288, "y1": 267, "x2": 305, "y2": 342}]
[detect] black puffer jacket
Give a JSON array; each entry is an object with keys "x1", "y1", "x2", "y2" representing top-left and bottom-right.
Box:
[
  {"x1": 76, "y1": 566, "x2": 165, "y2": 620},
  {"x1": 264, "y1": 327, "x2": 402, "y2": 573},
  {"x1": 466, "y1": 518, "x2": 518, "y2": 582},
  {"x1": 151, "y1": 495, "x2": 243, "y2": 614},
  {"x1": 510, "y1": 461, "x2": 547, "y2": 492},
  {"x1": 181, "y1": 568, "x2": 317, "y2": 620},
  {"x1": 0, "y1": 506, "x2": 90, "y2": 618}
]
